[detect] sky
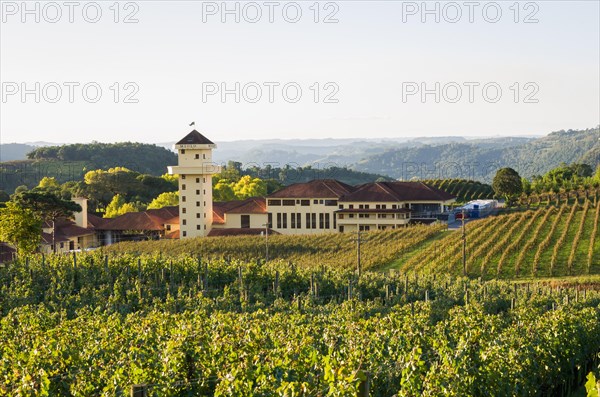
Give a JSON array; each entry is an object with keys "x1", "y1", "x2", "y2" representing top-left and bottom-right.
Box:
[{"x1": 0, "y1": 0, "x2": 599, "y2": 144}]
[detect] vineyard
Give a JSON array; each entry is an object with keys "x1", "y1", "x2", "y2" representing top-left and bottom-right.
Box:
[
  {"x1": 1, "y1": 252, "x2": 600, "y2": 396},
  {"x1": 421, "y1": 179, "x2": 494, "y2": 203},
  {"x1": 398, "y1": 201, "x2": 600, "y2": 279},
  {"x1": 104, "y1": 224, "x2": 445, "y2": 272}
]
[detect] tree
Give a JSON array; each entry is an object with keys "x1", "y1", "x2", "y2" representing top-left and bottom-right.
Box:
[
  {"x1": 0, "y1": 190, "x2": 10, "y2": 203},
  {"x1": 104, "y1": 194, "x2": 139, "y2": 218},
  {"x1": 37, "y1": 176, "x2": 60, "y2": 189},
  {"x1": 13, "y1": 190, "x2": 82, "y2": 253},
  {"x1": 0, "y1": 202, "x2": 41, "y2": 255},
  {"x1": 492, "y1": 167, "x2": 523, "y2": 205},
  {"x1": 147, "y1": 192, "x2": 179, "y2": 209},
  {"x1": 232, "y1": 175, "x2": 267, "y2": 199},
  {"x1": 213, "y1": 179, "x2": 236, "y2": 202}
]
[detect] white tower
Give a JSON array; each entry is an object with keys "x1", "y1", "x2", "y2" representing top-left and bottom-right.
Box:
[{"x1": 168, "y1": 130, "x2": 220, "y2": 238}]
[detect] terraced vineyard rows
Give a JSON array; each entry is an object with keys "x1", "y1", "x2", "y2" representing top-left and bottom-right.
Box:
[
  {"x1": 421, "y1": 179, "x2": 494, "y2": 202},
  {"x1": 106, "y1": 224, "x2": 445, "y2": 272},
  {"x1": 398, "y1": 202, "x2": 600, "y2": 278}
]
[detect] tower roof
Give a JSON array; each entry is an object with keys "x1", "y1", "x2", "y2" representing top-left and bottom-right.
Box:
[{"x1": 176, "y1": 130, "x2": 215, "y2": 145}]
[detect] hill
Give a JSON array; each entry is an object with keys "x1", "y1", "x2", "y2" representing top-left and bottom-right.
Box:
[
  {"x1": 353, "y1": 128, "x2": 600, "y2": 182},
  {"x1": 0, "y1": 143, "x2": 37, "y2": 162},
  {"x1": 0, "y1": 143, "x2": 177, "y2": 193}
]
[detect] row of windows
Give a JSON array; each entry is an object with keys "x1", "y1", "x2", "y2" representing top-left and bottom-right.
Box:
[
  {"x1": 268, "y1": 199, "x2": 337, "y2": 207},
  {"x1": 181, "y1": 197, "x2": 207, "y2": 207},
  {"x1": 181, "y1": 209, "x2": 208, "y2": 219},
  {"x1": 338, "y1": 213, "x2": 407, "y2": 220},
  {"x1": 339, "y1": 204, "x2": 409, "y2": 210},
  {"x1": 181, "y1": 185, "x2": 207, "y2": 196},
  {"x1": 179, "y1": 150, "x2": 207, "y2": 160},
  {"x1": 181, "y1": 176, "x2": 207, "y2": 183},
  {"x1": 271, "y1": 212, "x2": 334, "y2": 229},
  {"x1": 181, "y1": 224, "x2": 207, "y2": 237}
]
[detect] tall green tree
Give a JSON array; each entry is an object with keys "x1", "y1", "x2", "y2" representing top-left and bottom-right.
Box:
[
  {"x1": 0, "y1": 201, "x2": 42, "y2": 255},
  {"x1": 14, "y1": 190, "x2": 82, "y2": 253},
  {"x1": 147, "y1": 192, "x2": 179, "y2": 209},
  {"x1": 492, "y1": 167, "x2": 523, "y2": 205}
]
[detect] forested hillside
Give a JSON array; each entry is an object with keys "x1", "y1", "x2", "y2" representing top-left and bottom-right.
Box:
[{"x1": 354, "y1": 128, "x2": 599, "y2": 182}]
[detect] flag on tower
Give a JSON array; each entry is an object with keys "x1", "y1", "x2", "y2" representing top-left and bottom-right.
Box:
[{"x1": 189, "y1": 121, "x2": 195, "y2": 127}]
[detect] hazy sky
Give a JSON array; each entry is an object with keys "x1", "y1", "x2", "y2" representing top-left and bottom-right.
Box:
[{"x1": 1, "y1": 1, "x2": 599, "y2": 143}]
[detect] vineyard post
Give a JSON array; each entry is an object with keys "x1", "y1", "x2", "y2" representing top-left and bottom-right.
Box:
[
  {"x1": 348, "y1": 279, "x2": 352, "y2": 300},
  {"x1": 425, "y1": 290, "x2": 429, "y2": 302},
  {"x1": 310, "y1": 273, "x2": 315, "y2": 298},
  {"x1": 358, "y1": 371, "x2": 371, "y2": 397},
  {"x1": 462, "y1": 209, "x2": 466, "y2": 276},
  {"x1": 130, "y1": 384, "x2": 148, "y2": 397},
  {"x1": 137, "y1": 258, "x2": 142, "y2": 280},
  {"x1": 238, "y1": 267, "x2": 243, "y2": 297},
  {"x1": 385, "y1": 284, "x2": 390, "y2": 301},
  {"x1": 274, "y1": 271, "x2": 280, "y2": 296},
  {"x1": 465, "y1": 289, "x2": 469, "y2": 306},
  {"x1": 104, "y1": 255, "x2": 108, "y2": 272},
  {"x1": 575, "y1": 289, "x2": 579, "y2": 303},
  {"x1": 73, "y1": 252, "x2": 77, "y2": 268},
  {"x1": 262, "y1": 222, "x2": 270, "y2": 263},
  {"x1": 510, "y1": 298, "x2": 515, "y2": 310},
  {"x1": 204, "y1": 260, "x2": 208, "y2": 292},
  {"x1": 404, "y1": 274, "x2": 409, "y2": 298}
]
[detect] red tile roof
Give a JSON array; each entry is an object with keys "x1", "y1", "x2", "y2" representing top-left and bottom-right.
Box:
[
  {"x1": 268, "y1": 179, "x2": 355, "y2": 199},
  {"x1": 146, "y1": 206, "x2": 179, "y2": 219},
  {"x1": 223, "y1": 197, "x2": 266, "y2": 214},
  {"x1": 176, "y1": 130, "x2": 215, "y2": 145},
  {"x1": 98, "y1": 212, "x2": 167, "y2": 231},
  {"x1": 87, "y1": 214, "x2": 107, "y2": 228},
  {"x1": 207, "y1": 228, "x2": 278, "y2": 237},
  {"x1": 339, "y1": 182, "x2": 455, "y2": 202},
  {"x1": 165, "y1": 230, "x2": 180, "y2": 239}
]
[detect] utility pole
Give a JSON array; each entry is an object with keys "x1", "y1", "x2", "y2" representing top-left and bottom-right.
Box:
[
  {"x1": 462, "y1": 208, "x2": 466, "y2": 276},
  {"x1": 353, "y1": 230, "x2": 369, "y2": 277}
]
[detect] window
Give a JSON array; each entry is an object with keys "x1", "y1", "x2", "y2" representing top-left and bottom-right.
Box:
[
  {"x1": 349, "y1": 205, "x2": 354, "y2": 209},
  {"x1": 349, "y1": 214, "x2": 354, "y2": 218},
  {"x1": 392, "y1": 204, "x2": 397, "y2": 209},
  {"x1": 182, "y1": 184, "x2": 186, "y2": 190},
  {"x1": 182, "y1": 196, "x2": 186, "y2": 202},
  {"x1": 311, "y1": 213, "x2": 317, "y2": 229},
  {"x1": 196, "y1": 190, "x2": 200, "y2": 195},
  {"x1": 301, "y1": 200, "x2": 310, "y2": 206},
  {"x1": 268, "y1": 213, "x2": 273, "y2": 227},
  {"x1": 319, "y1": 213, "x2": 324, "y2": 229},
  {"x1": 306, "y1": 213, "x2": 311, "y2": 229},
  {"x1": 339, "y1": 204, "x2": 344, "y2": 209},
  {"x1": 182, "y1": 175, "x2": 186, "y2": 179},
  {"x1": 282, "y1": 213, "x2": 287, "y2": 228},
  {"x1": 197, "y1": 225, "x2": 200, "y2": 230},
  {"x1": 319, "y1": 200, "x2": 324, "y2": 204},
  {"x1": 296, "y1": 213, "x2": 301, "y2": 228},
  {"x1": 204, "y1": 213, "x2": 206, "y2": 218},
  {"x1": 180, "y1": 149, "x2": 185, "y2": 154},
  {"x1": 339, "y1": 226, "x2": 344, "y2": 233},
  {"x1": 296, "y1": 200, "x2": 300, "y2": 204},
  {"x1": 313, "y1": 199, "x2": 318, "y2": 204},
  {"x1": 382, "y1": 204, "x2": 387, "y2": 209},
  {"x1": 196, "y1": 178, "x2": 200, "y2": 183},
  {"x1": 277, "y1": 213, "x2": 282, "y2": 228},
  {"x1": 378, "y1": 214, "x2": 387, "y2": 219},
  {"x1": 203, "y1": 154, "x2": 206, "y2": 159},
  {"x1": 282, "y1": 200, "x2": 295, "y2": 206},
  {"x1": 203, "y1": 178, "x2": 206, "y2": 183},
  {"x1": 195, "y1": 154, "x2": 199, "y2": 159},
  {"x1": 166, "y1": 225, "x2": 171, "y2": 231},
  {"x1": 268, "y1": 199, "x2": 281, "y2": 206},
  {"x1": 241, "y1": 215, "x2": 250, "y2": 228},
  {"x1": 182, "y1": 208, "x2": 186, "y2": 214},
  {"x1": 325, "y1": 213, "x2": 330, "y2": 229},
  {"x1": 183, "y1": 231, "x2": 187, "y2": 237},
  {"x1": 359, "y1": 225, "x2": 371, "y2": 231},
  {"x1": 204, "y1": 225, "x2": 206, "y2": 230},
  {"x1": 196, "y1": 213, "x2": 200, "y2": 218},
  {"x1": 203, "y1": 201, "x2": 206, "y2": 206},
  {"x1": 291, "y1": 213, "x2": 296, "y2": 229},
  {"x1": 324, "y1": 200, "x2": 337, "y2": 206},
  {"x1": 196, "y1": 201, "x2": 200, "y2": 207},
  {"x1": 183, "y1": 219, "x2": 187, "y2": 225},
  {"x1": 333, "y1": 214, "x2": 336, "y2": 229},
  {"x1": 203, "y1": 190, "x2": 206, "y2": 195},
  {"x1": 339, "y1": 214, "x2": 344, "y2": 219}
]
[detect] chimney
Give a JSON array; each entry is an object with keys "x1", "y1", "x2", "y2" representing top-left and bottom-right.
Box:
[{"x1": 72, "y1": 197, "x2": 88, "y2": 228}]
